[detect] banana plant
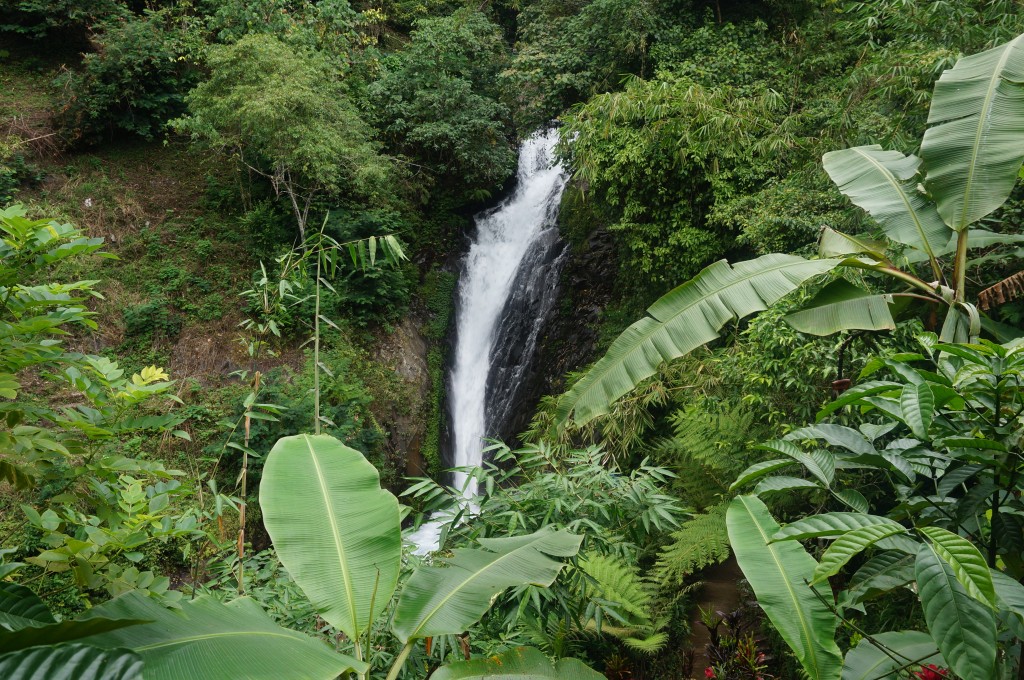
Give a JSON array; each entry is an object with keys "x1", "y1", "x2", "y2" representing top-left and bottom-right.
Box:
[
  {"x1": 259, "y1": 433, "x2": 599, "y2": 680},
  {"x1": 0, "y1": 581, "x2": 363, "y2": 680},
  {"x1": 556, "y1": 32, "x2": 1024, "y2": 426},
  {"x1": 728, "y1": 335, "x2": 1024, "y2": 679}
]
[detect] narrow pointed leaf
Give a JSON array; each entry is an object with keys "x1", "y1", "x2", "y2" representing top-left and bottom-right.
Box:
[
  {"x1": 557, "y1": 254, "x2": 839, "y2": 425},
  {"x1": 919, "y1": 526, "x2": 996, "y2": 606},
  {"x1": 80, "y1": 593, "x2": 364, "y2": 679},
  {"x1": 392, "y1": 528, "x2": 582, "y2": 643},
  {"x1": 915, "y1": 544, "x2": 996, "y2": 680},
  {"x1": 431, "y1": 646, "x2": 604, "y2": 679},
  {"x1": 841, "y1": 631, "x2": 943, "y2": 680},
  {"x1": 833, "y1": 489, "x2": 870, "y2": 513},
  {"x1": 823, "y1": 146, "x2": 952, "y2": 257},
  {"x1": 259, "y1": 434, "x2": 401, "y2": 641},
  {"x1": 0, "y1": 644, "x2": 142, "y2": 680},
  {"x1": 921, "y1": 34, "x2": 1024, "y2": 230},
  {"x1": 773, "y1": 513, "x2": 903, "y2": 542},
  {"x1": 758, "y1": 440, "x2": 834, "y2": 487},
  {"x1": 753, "y1": 476, "x2": 822, "y2": 495},
  {"x1": 727, "y1": 496, "x2": 843, "y2": 680},
  {"x1": 730, "y1": 459, "x2": 793, "y2": 491},
  {"x1": 816, "y1": 381, "x2": 902, "y2": 419},
  {"x1": 845, "y1": 553, "x2": 916, "y2": 604},
  {"x1": 812, "y1": 524, "x2": 906, "y2": 584}
]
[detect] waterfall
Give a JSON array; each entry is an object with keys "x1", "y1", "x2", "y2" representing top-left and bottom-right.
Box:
[{"x1": 408, "y1": 129, "x2": 569, "y2": 552}]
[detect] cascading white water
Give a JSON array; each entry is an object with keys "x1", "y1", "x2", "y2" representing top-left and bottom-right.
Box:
[
  {"x1": 407, "y1": 129, "x2": 568, "y2": 552},
  {"x1": 449, "y1": 129, "x2": 568, "y2": 495}
]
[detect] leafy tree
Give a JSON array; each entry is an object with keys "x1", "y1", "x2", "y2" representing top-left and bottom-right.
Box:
[
  {"x1": 368, "y1": 8, "x2": 514, "y2": 199},
  {"x1": 556, "y1": 32, "x2": 1024, "y2": 427},
  {"x1": 52, "y1": 7, "x2": 203, "y2": 146},
  {"x1": 175, "y1": 33, "x2": 389, "y2": 240}
]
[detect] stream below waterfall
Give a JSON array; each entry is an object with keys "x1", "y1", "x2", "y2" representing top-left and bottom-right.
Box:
[{"x1": 408, "y1": 129, "x2": 569, "y2": 553}]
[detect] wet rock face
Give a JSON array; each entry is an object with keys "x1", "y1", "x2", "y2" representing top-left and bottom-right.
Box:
[
  {"x1": 498, "y1": 226, "x2": 618, "y2": 445},
  {"x1": 374, "y1": 315, "x2": 430, "y2": 476}
]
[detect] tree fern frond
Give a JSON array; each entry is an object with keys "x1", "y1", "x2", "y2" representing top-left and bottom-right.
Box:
[{"x1": 654, "y1": 503, "x2": 731, "y2": 591}]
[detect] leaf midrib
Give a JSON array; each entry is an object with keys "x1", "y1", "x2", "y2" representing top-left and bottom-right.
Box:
[
  {"x1": 850, "y1": 147, "x2": 938, "y2": 259},
  {"x1": 740, "y1": 496, "x2": 829, "y2": 678},
  {"x1": 304, "y1": 434, "x2": 359, "y2": 638},
  {"x1": 406, "y1": 536, "x2": 557, "y2": 641},
  {"x1": 564, "y1": 257, "x2": 833, "y2": 420}
]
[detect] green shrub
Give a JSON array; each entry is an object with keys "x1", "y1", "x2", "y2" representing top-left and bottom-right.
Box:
[
  {"x1": 123, "y1": 297, "x2": 182, "y2": 343},
  {"x1": 52, "y1": 8, "x2": 202, "y2": 146}
]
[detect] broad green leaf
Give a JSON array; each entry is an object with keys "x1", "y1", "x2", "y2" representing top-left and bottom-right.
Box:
[
  {"x1": 992, "y1": 570, "x2": 1024, "y2": 630},
  {"x1": 785, "y1": 279, "x2": 895, "y2": 336},
  {"x1": 841, "y1": 631, "x2": 943, "y2": 680},
  {"x1": 259, "y1": 434, "x2": 401, "y2": 641},
  {"x1": 915, "y1": 544, "x2": 996, "y2": 680},
  {"x1": 431, "y1": 646, "x2": 603, "y2": 680},
  {"x1": 753, "y1": 476, "x2": 822, "y2": 496},
  {"x1": 921, "y1": 34, "x2": 1024, "y2": 230},
  {"x1": 0, "y1": 643, "x2": 142, "y2": 680},
  {"x1": 919, "y1": 526, "x2": 996, "y2": 606},
  {"x1": 812, "y1": 524, "x2": 907, "y2": 585},
  {"x1": 556, "y1": 254, "x2": 839, "y2": 425},
  {"x1": 845, "y1": 552, "x2": 916, "y2": 604},
  {"x1": 773, "y1": 513, "x2": 902, "y2": 542},
  {"x1": 900, "y1": 383, "x2": 934, "y2": 439},
  {"x1": 822, "y1": 146, "x2": 952, "y2": 258},
  {"x1": 729, "y1": 459, "x2": 793, "y2": 491},
  {"x1": 816, "y1": 381, "x2": 902, "y2": 420},
  {"x1": 758, "y1": 440, "x2": 834, "y2": 486},
  {"x1": 0, "y1": 584, "x2": 52, "y2": 632},
  {"x1": 80, "y1": 592, "x2": 364, "y2": 680},
  {"x1": 787, "y1": 424, "x2": 875, "y2": 456},
  {"x1": 0, "y1": 460, "x2": 34, "y2": 490},
  {"x1": 726, "y1": 496, "x2": 843, "y2": 680},
  {"x1": 0, "y1": 607, "x2": 146, "y2": 654},
  {"x1": 832, "y1": 489, "x2": 870, "y2": 513},
  {"x1": 392, "y1": 528, "x2": 582, "y2": 643},
  {"x1": 817, "y1": 227, "x2": 888, "y2": 259}
]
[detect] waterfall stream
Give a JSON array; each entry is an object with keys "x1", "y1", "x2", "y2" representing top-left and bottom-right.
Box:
[{"x1": 408, "y1": 129, "x2": 569, "y2": 553}]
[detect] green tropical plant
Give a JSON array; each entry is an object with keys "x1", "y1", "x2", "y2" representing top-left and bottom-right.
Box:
[
  {"x1": 728, "y1": 334, "x2": 1024, "y2": 679},
  {"x1": 0, "y1": 580, "x2": 362, "y2": 680},
  {"x1": 259, "y1": 433, "x2": 596, "y2": 680},
  {"x1": 556, "y1": 32, "x2": 1024, "y2": 427}
]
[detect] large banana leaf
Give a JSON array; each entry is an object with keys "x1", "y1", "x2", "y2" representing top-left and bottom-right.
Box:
[
  {"x1": 727, "y1": 496, "x2": 843, "y2": 680},
  {"x1": 841, "y1": 631, "x2": 943, "y2": 680},
  {"x1": 0, "y1": 643, "x2": 142, "y2": 680},
  {"x1": 556, "y1": 254, "x2": 839, "y2": 425},
  {"x1": 822, "y1": 146, "x2": 952, "y2": 258},
  {"x1": 920, "y1": 33, "x2": 1024, "y2": 230},
  {"x1": 79, "y1": 592, "x2": 365, "y2": 680},
  {"x1": 431, "y1": 646, "x2": 603, "y2": 679},
  {"x1": 391, "y1": 528, "x2": 582, "y2": 643},
  {"x1": 784, "y1": 279, "x2": 895, "y2": 336},
  {"x1": 259, "y1": 434, "x2": 401, "y2": 641}
]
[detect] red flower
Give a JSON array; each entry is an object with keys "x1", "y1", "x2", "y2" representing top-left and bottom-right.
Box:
[
  {"x1": 704, "y1": 668, "x2": 715, "y2": 679},
  {"x1": 914, "y1": 664, "x2": 949, "y2": 680}
]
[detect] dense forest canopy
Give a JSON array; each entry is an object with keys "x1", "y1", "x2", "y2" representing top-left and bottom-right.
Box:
[{"x1": 2, "y1": 1, "x2": 1024, "y2": 678}]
